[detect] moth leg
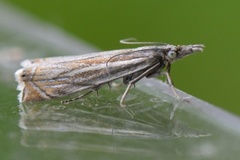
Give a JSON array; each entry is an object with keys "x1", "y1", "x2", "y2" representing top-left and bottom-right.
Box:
[
  {"x1": 61, "y1": 90, "x2": 93, "y2": 104},
  {"x1": 120, "y1": 83, "x2": 133, "y2": 107},
  {"x1": 159, "y1": 63, "x2": 180, "y2": 99},
  {"x1": 95, "y1": 90, "x2": 99, "y2": 96},
  {"x1": 107, "y1": 82, "x2": 112, "y2": 89},
  {"x1": 162, "y1": 71, "x2": 180, "y2": 99},
  {"x1": 120, "y1": 63, "x2": 161, "y2": 107},
  {"x1": 165, "y1": 63, "x2": 172, "y2": 85}
]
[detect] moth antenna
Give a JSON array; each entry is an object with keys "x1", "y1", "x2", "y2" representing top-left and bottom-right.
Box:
[
  {"x1": 106, "y1": 53, "x2": 127, "y2": 75},
  {"x1": 120, "y1": 38, "x2": 167, "y2": 45}
]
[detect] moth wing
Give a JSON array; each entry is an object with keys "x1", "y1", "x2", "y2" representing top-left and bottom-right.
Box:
[{"x1": 15, "y1": 47, "x2": 160, "y2": 102}]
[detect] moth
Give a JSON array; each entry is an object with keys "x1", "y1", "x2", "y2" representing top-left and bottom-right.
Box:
[{"x1": 15, "y1": 38, "x2": 204, "y2": 107}]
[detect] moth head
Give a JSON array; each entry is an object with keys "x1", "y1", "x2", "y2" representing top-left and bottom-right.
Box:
[{"x1": 165, "y1": 44, "x2": 204, "y2": 62}]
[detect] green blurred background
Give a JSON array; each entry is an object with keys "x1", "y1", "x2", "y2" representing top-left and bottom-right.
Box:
[{"x1": 2, "y1": 0, "x2": 240, "y2": 115}]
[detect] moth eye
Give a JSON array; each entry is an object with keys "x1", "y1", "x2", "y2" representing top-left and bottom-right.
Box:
[{"x1": 167, "y1": 51, "x2": 177, "y2": 59}]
